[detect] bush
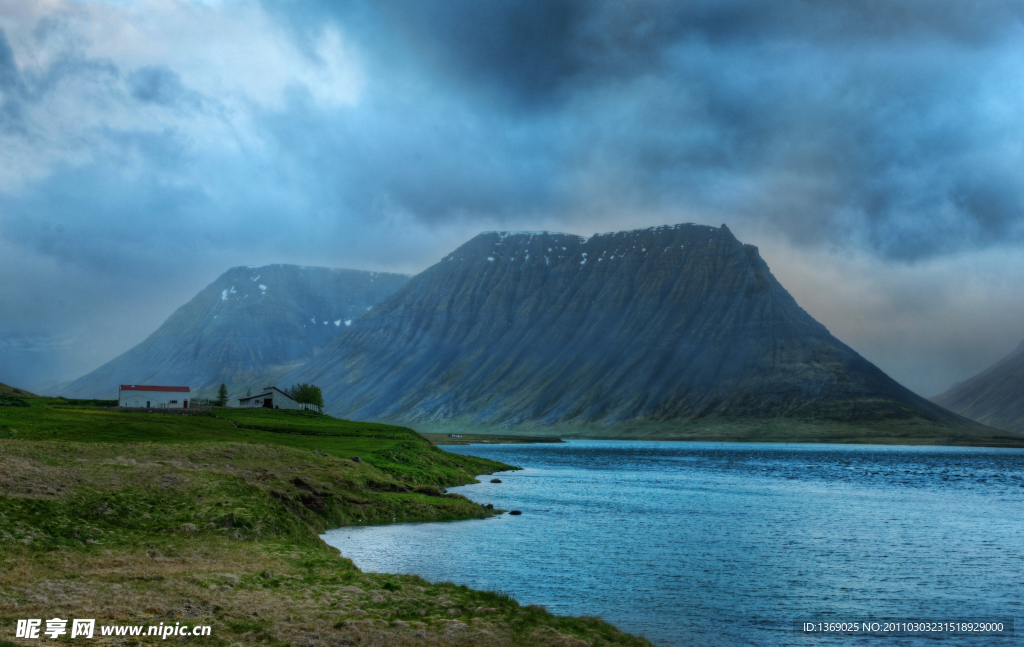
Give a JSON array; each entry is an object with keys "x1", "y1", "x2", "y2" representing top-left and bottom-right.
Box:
[
  {"x1": 47, "y1": 398, "x2": 116, "y2": 407},
  {"x1": 287, "y1": 384, "x2": 324, "y2": 408},
  {"x1": 413, "y1": 485, "x2": 444, "y2": 497}
]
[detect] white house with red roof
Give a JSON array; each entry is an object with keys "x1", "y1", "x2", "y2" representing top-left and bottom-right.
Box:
[{"x1": 119, "y1": 385, "x2": 191, "y2": 409}]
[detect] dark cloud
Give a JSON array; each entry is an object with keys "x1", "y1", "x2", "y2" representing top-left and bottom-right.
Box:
[
  {"x1": 369, "y1": 0, "x2": 585, "y2": 108},
  {"x1": 127, "y1": 66, "x2": 188, "y2": 106},
  {"x1": 0, "y1": 29, "x2": 24, "y2": 130},
  {"x1": 0, "y1": 29, "x2": 19, "y2": 90},
  {"x1": 291, "y1": 0, "x2": 1024, "y2": 105},
  {"x1": 257, "y1": 0, "x2": 1024, "y2": 260}
]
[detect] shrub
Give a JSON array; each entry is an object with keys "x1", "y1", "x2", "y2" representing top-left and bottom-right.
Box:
[
  {"x1": 413, "y1": 485, "x2": 444, "y2": 497},
  {"x1": 287, "y1": 384, "x2": 324, "y2": 408}
]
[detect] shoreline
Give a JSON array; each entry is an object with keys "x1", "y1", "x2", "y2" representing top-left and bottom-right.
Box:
[
  {"x1": 406, "y1": 417, "x2": 1024, "y2": 448},
  {"x1": 422, "y1": 432, "x2": 565, "y2": 446},
  {"x1": 334, "y1": 438, "x2": 1024, "y2": 647}
]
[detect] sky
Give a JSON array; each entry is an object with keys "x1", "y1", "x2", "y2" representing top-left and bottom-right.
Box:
[{"x1": 1, "y1": 0, "x2": 1023, "y2": 397}]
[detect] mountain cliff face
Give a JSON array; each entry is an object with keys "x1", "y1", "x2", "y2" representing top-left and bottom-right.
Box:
[
  {"x1": 63, "y1": 265, "x2": 408, "y2": 398},
  {"x1": 289, "y1": 224, "x2": 973, "y2": 432},
  {"x1": 932, "y1": 339, "x2": 1024, "y2": 433}
]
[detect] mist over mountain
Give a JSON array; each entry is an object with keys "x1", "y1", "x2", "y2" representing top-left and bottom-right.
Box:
[
  {"x1": 62, "y1": 265, "x2": 408, "y2": 399},
  {"x1": 932, "y1": 339, "x2": 1024, "y2": 433},
  {"x1": 289, "y1": 224, "x2": 981, "y2": 437}
]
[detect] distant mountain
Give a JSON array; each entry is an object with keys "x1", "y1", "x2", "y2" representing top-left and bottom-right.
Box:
[
  {"x1": 0, "y1": 382, "x2": 36, "y2": 398},
  {"x1": 289, "y1": 224, "x2": 1001, "y2": 442},
  {"x1": 932, "y1": 339, "x2": 1024, "y2": 433},
  {"x1": 63, "y1": 265, "x2": 408, "y2": 399}
]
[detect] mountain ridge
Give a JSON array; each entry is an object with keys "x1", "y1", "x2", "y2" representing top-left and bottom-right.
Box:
[{"x1": 62, "y1": 264, "x2": 409, "y2": 399}]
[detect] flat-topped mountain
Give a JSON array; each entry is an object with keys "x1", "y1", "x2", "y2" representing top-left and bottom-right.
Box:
[
  {"x1": 63, "y1": 265, "x2": 408, "y2": 399},
  {"x1": 289, "y1": 224, "x2": 1006, "y2": 443},
  {"x1": 932, "y1": 339, "x2": 1024, "y2": 434}
]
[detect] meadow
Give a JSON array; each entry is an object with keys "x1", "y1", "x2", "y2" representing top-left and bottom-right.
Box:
[{"x1": 0, "y1": 399, "x2": 650, "y2": 647}]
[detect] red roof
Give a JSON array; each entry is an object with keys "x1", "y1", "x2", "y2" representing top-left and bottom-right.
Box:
[{"x1": 120, "y1": 385, "x2": 190, "y2": 393}]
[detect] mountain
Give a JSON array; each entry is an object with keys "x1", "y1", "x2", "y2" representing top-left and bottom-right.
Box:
[
  {"x1": 289, "y1": 224, "x2": 1009, "y2": 443},
  {"x1": 0, "y1": 382, "x2": 36, "y2": 398},
  {"x1": 931, "y1": 339, "x2": 1024, "y2": 433},
  {"x1": 63, "y1": 265, "x2": 409, "y2": 399}
]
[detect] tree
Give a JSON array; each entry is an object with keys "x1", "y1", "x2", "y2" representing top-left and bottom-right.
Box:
[
  {"x1": 216, "y1": 383, "x2": 228, "y2": 407},
  {"x1": 287, "y1": 383, "x2": 324, "y2": 409}
]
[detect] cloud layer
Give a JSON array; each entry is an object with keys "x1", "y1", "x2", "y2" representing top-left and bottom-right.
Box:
[{"x1": 1, "y1": 0, "x2": 1023, "y2": 395}]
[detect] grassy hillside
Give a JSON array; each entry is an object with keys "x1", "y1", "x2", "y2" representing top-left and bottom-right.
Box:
[
  {"x1": 0, "y1": 400, "x2": 649, "y2": 647},
  {"x1": 0, "y1": 382, "x2": 36, "y2": 399}
]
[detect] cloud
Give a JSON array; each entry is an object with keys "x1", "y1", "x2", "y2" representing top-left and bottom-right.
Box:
[
  {"x1": 255, "y1": 0, "x2": 1024, "y2": 260},
  {"x1": 4, "y1": 0, "x2": 1024, "y2": 255}
]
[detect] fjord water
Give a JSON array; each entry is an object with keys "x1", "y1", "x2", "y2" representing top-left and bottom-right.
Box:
[{"x1": 322, "y1": 441, "x2": 1024, "y2": 646}]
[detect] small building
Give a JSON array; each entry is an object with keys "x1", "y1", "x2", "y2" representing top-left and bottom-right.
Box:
[
  {"x1": 237, "y1": 386, "x2": 319, "y2": 412},
  {"x1": 119, "y1": 385, "x2": 191, "y2": 409}
]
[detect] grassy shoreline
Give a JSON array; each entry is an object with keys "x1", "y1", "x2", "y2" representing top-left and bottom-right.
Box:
[
  {"x1": 0, "y1": 400, "x2": 651, "y2": 646},
  {"x1": 407, "y1": 416, "x2": 1024, "y2": 447},
  {"x1": 421, "y1": 433, "x2": 564, "y2": 446}
]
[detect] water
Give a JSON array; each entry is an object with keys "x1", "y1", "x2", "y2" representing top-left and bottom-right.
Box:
[{"x1": 322, "y1": 441, "x2": 1024, "y2": 646}]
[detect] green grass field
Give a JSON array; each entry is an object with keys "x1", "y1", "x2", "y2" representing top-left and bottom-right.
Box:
[
  {"x1": 0, "y1": 400, "x2": 505, "y2": 484},
  {"x1": 0, "y1": 399, "x2": 651, "y2": 647}
]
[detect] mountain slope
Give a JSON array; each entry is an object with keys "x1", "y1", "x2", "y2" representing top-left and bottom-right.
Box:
[
  {"x1": 289, "y1": 224, "x2": 994, "y2": 440},
  {"x1": 63, "y1": 265, "x2": 408, "y2": 399},
  {"x1": 932, "y1": 339, "x2": 1024, "y2": 433},
  {"x1": 0, "y1": 382, "x2": 36, "y2": 398}
]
